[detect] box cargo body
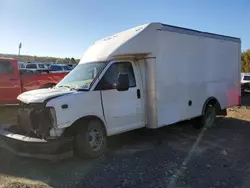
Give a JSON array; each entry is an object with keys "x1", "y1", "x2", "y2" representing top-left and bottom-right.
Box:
[
  {"x1": 0, "y1": 23, "x2": 241, "y2": 159},
  {"x1": 152, "y1": 25, "x2": 240, "y2": 127}
]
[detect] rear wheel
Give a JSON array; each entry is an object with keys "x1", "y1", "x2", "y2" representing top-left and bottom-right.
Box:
[
  {"x1": 75, "y1": 120, "x2": 107, "y2": 158},
  {"x1": 192, "y1": 105, "x2": 216, "y2": 129}
]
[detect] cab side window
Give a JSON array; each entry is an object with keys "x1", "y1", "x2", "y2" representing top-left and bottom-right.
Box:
[
  {"x1": 26, "y1": 64, "x2": 37, "y2": 69},
  {"x1": 96, "y1": 62, "x2": 136, "y2": 90},
  {"x1": 0, "y1": 61, "x2": 14, "y2": 74}
]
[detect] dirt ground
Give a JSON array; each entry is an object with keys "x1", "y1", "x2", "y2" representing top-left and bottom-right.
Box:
[{"x1": 1, "y1": 95, "x2": 250, "y2": 188}]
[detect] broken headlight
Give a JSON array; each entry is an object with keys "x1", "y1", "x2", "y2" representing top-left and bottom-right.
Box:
[{"x1": 47, "y1": 107, "x2": 57, "y2": 127}]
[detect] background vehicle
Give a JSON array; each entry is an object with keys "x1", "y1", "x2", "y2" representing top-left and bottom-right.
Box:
[
  {"x1": 44, "y1": 63, "x2": 50, "y2": 69},
  {"x1": 49, "y1": 64, "x2": 72, "y2": 73},
  {"x1": 0, "y1": 23, "x2": 241, "y2": 159},
  {"x1": 241, "y1": 73, "x2": 250, "y2": 92},
  {"x1": 18, "y1": 62, "x2": 26, "y2": 70},
  {"x1": 0, "y1": 58, "x2": 67, "y2": 105},
  {"x1": 26, "y1": 62, "x2": 49, "y2": 72}
]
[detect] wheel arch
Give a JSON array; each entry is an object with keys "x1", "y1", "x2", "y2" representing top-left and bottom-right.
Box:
[
  {"x1": 202, "y1": 97, "x2": 222, "y2": 115},
  {"x1": 63, "y1": 115, "x2": 107, "y2": 137}
]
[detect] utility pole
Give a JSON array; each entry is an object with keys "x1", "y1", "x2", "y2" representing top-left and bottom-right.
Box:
[{"x1": 18, "y1": 42, "x2": 22, "y2": 56}]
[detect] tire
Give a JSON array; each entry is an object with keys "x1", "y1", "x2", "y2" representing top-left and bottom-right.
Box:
[
  {"x1": 192, "y1": 105, "x2": 216, "y2": 129},
  {"x1": 75, "y1": 120, "x2": 107, "y2": 158}
]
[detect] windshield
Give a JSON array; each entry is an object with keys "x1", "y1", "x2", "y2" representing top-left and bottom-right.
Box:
[
  {"x1": 56, "y1": 61, "x2": 106, "y2": 90},
  {"x1": 244, "y1": 76, "x2": 250, "y2": 81},
  {"x1": 38, "y1": 64, "x2": 45, "y2": 68}
]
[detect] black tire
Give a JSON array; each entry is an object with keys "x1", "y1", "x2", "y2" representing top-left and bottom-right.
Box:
[
  {"x1": 75, "y1": 120, "x2": 107, "y2": 158},
  {"x1": 192, "y1": 105, "x2": 216, "y2": 129}
]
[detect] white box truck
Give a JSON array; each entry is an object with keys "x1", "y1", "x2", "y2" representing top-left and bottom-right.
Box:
[{"x1": 0, "y1": 23, "x2": 241, "y2": 159}]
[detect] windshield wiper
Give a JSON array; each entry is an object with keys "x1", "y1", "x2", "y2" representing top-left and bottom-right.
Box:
[
  {"x1": 74, "y1": 87, "x2": 88, "y2": 91},
  {"x1": 57, "y1": 85, "x2": 88, "y2": 91},
  {"x1": 57, "y1": 85, "x2": 71, "y2": 89},
  {"x1": 76, "y1": 89, "x2": 88, "y2": 91}
]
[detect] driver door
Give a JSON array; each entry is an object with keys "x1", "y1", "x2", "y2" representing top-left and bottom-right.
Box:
[{"x1": 95, "y1": 61, "x2": 144, "y2": 135}]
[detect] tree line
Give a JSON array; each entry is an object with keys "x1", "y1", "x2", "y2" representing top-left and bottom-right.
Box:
[
  {"x1": 242, "y1": 49, "x2": 250, "y2": 72},
  {"x1": 1, "y1": 50, "x2": 250, "y2": 70},
  {"x1": 0, "y1": 53, "x2": 80, "y2": 64}
]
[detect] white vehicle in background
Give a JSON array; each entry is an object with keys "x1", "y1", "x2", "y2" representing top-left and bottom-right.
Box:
[
  {"x1": 241, "y1": 73, "x2": 250, "y2": 92},
  {"x1": 18, "y1": 62, "x2": 26, "y2": 70},
  {"x1": 0, "y1": 23, "x2": 241, "y2": 160},
  {"x1": 49, "y1": 64, "x2": 72, "y2": 73},
  {"x1": 25, "y1": 62, "x2": 49, "y2": 72}
]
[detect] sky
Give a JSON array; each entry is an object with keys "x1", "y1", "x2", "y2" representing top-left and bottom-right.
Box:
[{"x1": 0, "y1": 0, "x2": 249, "y2": 58}]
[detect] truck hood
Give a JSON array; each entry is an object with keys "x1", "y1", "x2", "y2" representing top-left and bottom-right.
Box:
[{"x1": 17, "y1": 88, "x2": 75, "y2": 104}]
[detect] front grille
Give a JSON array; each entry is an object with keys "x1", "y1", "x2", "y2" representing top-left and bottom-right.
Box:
[
  {"x1": 30, "y1": 108, "x2": 52, "y2": 136},
  {"x1": 18, "y1": 103, "x2": 53, "y2": 138},
  {"x1": 18, "y1": 108, "x2": 32, "y2": 132}
]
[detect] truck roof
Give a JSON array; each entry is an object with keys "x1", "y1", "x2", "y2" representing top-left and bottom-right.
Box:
[
  {"x1": 0, "y1": 57, "x2": 15, "y2": 61},
  {"x1": 80, "y1": 23, "x2": 241, "y2": 64},
  {"x1": 159, "y1": 23, "x2": 240, "y2": 42}
]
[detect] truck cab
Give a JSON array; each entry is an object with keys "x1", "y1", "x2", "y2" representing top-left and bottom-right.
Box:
[{"x1": 17, "y1": 59, "x2": 145, "y2": 134}]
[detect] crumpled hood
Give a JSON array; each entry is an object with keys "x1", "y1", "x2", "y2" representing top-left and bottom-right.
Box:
[{"x1": 17, "y1": 88, "x2": 75, "y2": 104}]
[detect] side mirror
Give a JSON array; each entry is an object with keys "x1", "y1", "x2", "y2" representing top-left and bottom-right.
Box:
[{"x1": 116, "y1": 73, "x2": 129, "y2": 91}]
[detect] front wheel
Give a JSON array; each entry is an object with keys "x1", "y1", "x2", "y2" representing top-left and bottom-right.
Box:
[
  {"x1": 75, "y1": 120, "x2": 107, "y2": 158},
  {"x1": 192, "y1": 105, "x2": 216, "y2": 129}
]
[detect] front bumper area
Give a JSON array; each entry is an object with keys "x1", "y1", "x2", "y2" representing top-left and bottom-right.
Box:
[{"x1": 0, "y1": 126, "x2": 74, "y2": 160}]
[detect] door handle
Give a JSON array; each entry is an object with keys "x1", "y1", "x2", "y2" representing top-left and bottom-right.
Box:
[
  {"x1": 9, "y1": 78, "x2": 18, "y2": 81},
  {"x1": 137, "y1": 89, "x2": 141, "y2": 99}
]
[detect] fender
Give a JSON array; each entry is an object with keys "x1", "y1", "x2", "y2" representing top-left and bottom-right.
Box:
[
  {"x1": 202, "y1": 97, "x2": 226, "y2": 115},
  {"x1": 63, "y1": 115, "x2": 107, "y2": 137}
]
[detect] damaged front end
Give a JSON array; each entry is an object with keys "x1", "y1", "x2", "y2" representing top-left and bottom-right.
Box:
[
  {"x1": 17, "y1": 102, "x2": 54, "y2": 139},
  {"x1": 0, "y1": 102, "x2": 74, "y2": 160}
]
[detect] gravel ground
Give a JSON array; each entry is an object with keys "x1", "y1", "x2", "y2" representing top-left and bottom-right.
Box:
[{"x1": 1, "y1": 95, "x2": 250, "y2": 188}]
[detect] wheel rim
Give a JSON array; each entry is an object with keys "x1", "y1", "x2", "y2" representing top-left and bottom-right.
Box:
[
  {"x1": 205, "y1": 108, "x2": 216, "y2": 127},
  {"x1": 88, "y1": 128, "x2": 103, "y2": 152}
]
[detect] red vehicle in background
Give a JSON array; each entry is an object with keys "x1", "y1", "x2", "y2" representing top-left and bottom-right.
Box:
[{"x1": 0, "y1": 58, "x2": 67, "y2": 105}]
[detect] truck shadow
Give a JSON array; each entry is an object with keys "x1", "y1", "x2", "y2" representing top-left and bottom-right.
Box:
[{"x1": 1, "y1": 116, "x2": 250, "y2": 187}]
